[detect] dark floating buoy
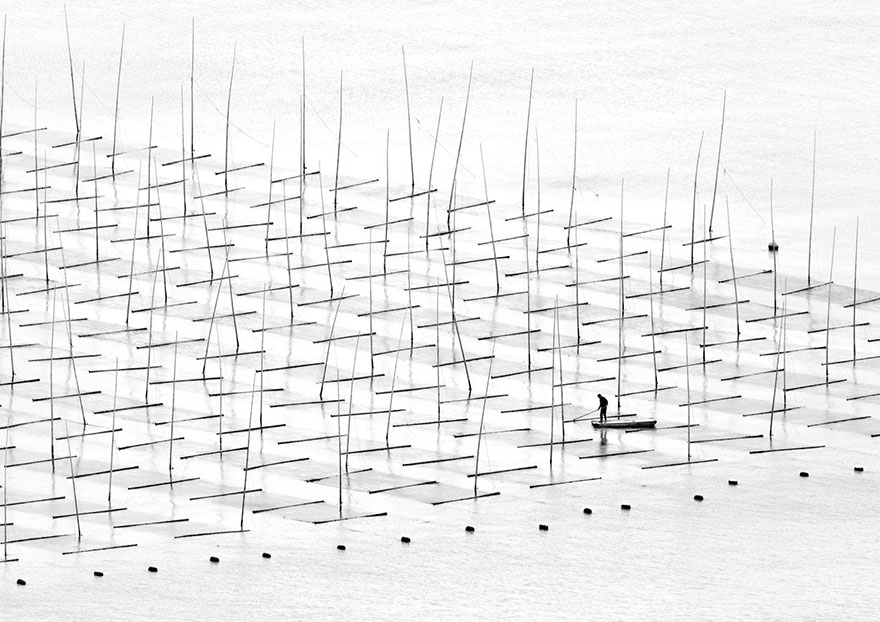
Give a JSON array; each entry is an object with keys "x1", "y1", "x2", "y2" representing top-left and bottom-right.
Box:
[
  {"x1": 209, "y1": 556, "x2": 220, "y2": 563},
  {"x1": 583, "y1": 507, "x2": 592, "y2": 514},
  {"x1": 336, "y1": 544, "x2": 346, "y2": 551},
  {"x1": 16, "y1": 579, "x2": 26, "y2": 586},
  {"x1": 694, "y1": 494, "x2": 704, "y2": 502},
  {"x1": 538, "y1": 524, "x2": 549, "y2": 531},
  {"x1": 262, "y1": 552, "x2": 272, "y2": 559},
  {"x1": 728, "y1": 480, "x2": 738, "y2": 486},
  {"x1": 400, "y1": 536, "x2": 411, "y2": 544},
  {"x1": 855, "y1": 467, "x2": 864, "y2": 473},
  {"x1": 93, "y1": 571, "x2": 104, "y2": 578},
  {"x1": 465, "y1": 525, "x2": 475, "y2": 533},
  {"x1": 148, "y1": 566, "x2": 158, "y2": 573},
  {"x1": 621, "y1": 504, "x2": 631, "y2": 511},
  {"x1": 799, "y1": 471, "x2": 809, "y2": 478}
]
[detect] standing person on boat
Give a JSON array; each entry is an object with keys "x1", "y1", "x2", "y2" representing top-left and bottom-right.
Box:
[{"x1": 597, "y1": 394, "x2": 608, "y2": 423}]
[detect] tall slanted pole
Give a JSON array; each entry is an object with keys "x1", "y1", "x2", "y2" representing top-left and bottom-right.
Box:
[
  {"x1": 402, "y1": 45, "x2": 415, "y2": 193},
  {"x1": 649, "y1": 253, "x2": 658, "y2": 392},
  {"x1": 333, "y1": 72, "x2": 342, "y2": 215},
  {"x1": 147, "y1": 97, "x2": 154, "y2": 238},
  {"x1": 447, "y1": 62, "x2": 472, "y2": 230},
  {"x1": 301, "y1": 36, "x2": 306, "y2": 172},
  {"x1": 770, "y1": 293, "x2": 783, "y2": 438},
  {"x1": 549, "y1": 299, "x2": 557, "y2": 467},
  {"x1": 180, "y1": 86, "x2": 187, "y2": 215},
  {"x1": 535, "y1": 128, "x2": 541, "y2": 271},
  {"x1": 265, "y1": 120, "x2": 275, "y2": 258},
  {"x1": 108, "y1": 358, "x2": 119, "y2": 504},
  {"x1": 726, "y1": 199, "x2": 741, "y2": 342},
  {"x1": 473, "y1": 346, "x2": 496, "y2": 497},
  {"x1": 111, "y1": 24, "x2": 124, "y2": 178},
  {"x1": 566, "y1": 98, "x2": 577, "y2": 249},
  {"x1": 383, "y1": 129, "x2": 390, "y2": 274},
  {"x1": 807, "y1": 131, "x2": 816, "y2": 285},
  {"x1": 770, "y1": 179, "x2": 777, "y2": 312},
  {"x1": 690, "y1": 132, "x2": 704, "y2": 272},
  {"x1": 170, "y1": 336, "x2": 178, "y2": 478},
  {"x1": 318, "y1": 169, "x2": 333, "y2": 296},
  {"x1": 240, "y1": 373, "x2": 257, "y2": 531},
  {"x1": 825, "y1": 228, "x2": 836, "y2": 382},
  {"x1": 617, "y1": 179, "x2": 625, "y2": 414},
  {"x1": 685, "y1": 333, "x2": 692, "y2": 461},
  {"x1": 479, "y1": 145, "x2": 499, "y2": 294},
  {"x1": 659, "y1": 168, "x2": 670, "y2": 288},
  {"x1": 224, "y1": 43, "x2": 236, "y2": 194},
  {"x1": 385, "y1": 309, "x2": 408, "y2": 447},
  {"x1": 708, "y1": 90, "x2": 726, "y2": 232},
  {"x1": 702, "y1": 204, "x2": 707, "y2": 368},
  {"x1": 190, "y1": 18, "x2": 195, "y2": 164},
  {"x1": 0, "y1": 16, "x2": 5, "y2": 198},
  {"x1": 853, "y1": 217, "x2": 859, "y2": 363},
  {"x1": 64, "y1": 7, "x2": 79, "y2": 138},
  {"x1": 521, "y1": 68, "x2": 534, "y2": 218},
  {"x1": 425, "y1": 97, "x2": 443, "y2": 250}
]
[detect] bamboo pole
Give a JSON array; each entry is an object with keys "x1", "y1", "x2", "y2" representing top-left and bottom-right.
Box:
[
  {"x1": 402, "y1": 45, "x2": 414, "y2": 192},
  {"x1": 690, "y1": 132, "x2": 704, "y2": 272},
  {"x1": 566, "y1": 98, "x2": 577, "y2": 249},
  {"x1": 659, "y1": 168, "x2": 670, "y2": 287},
  {"x1": 473, "y1": 345, "x2": 495, "y2": 496},
  {"x1": 318, "y1": 288, "x2": 346, "y2": 399},
  {"x1": 63, "y1": 8, "x2": 79, "y2": 137},
  {"x1": 385, "y1": 309, "x2": 408, "y2": 447},
  {"x1": 702, "y1": 204, "x2": 707, "y2": 367},
  {"x1": 726, "y1": 199, "x2": 740, "y2": 342},
  {"x1": 478, "y1": 146, "x2": 500, "y2": 293},
  {"x1": 853, "y1": 217, "x2": 859, "y2": 363},
  {"x1": 435, "y1": 278, "x2": 441, "y2": 422},
  {"x1": 92, "y1": 142, "x2": 99, "y2": 262},
  {"x1": 521, "y1": 68, "x2": 533, "y2": 217},
  {"x1": 708, "y1": 90, "x2": 726, "y2": 232},
  {"x1": 108, "y1": 358, "x2": 118, "y2": 504},
  {"x1": 557, "y1": 303, "x2": 565, "y2": 441},
  {"x1": 49, "y1": 290, "x2": 57, "y2": 468},
  {"x1": 368, "y1": 231, "x2": 375, "y2": 376},
  {"x1": 170, "y1": 335, "x2": 178, "y2": 478},
  {"x1": 424, "y1": 97, "x2": 443, "y2": 251},
  {"x1": 649, "y1": 253, "x2": 658, "y2": 392},
  {"x1": 111, "y1": 24, "x2": 124, "y2": 178},
  {"x1": 535, "y1": 128, "x2": 541, "y2": 271},
  {"x1": 265, "y1": 121, "x2": 275, "y2": 258},
  {"x1": 549, "y1": 299, "x2": 556, "y2": 466},
  {"x1": 147, "y1": 97, "x2": 153, "y2": 237},
  {"x1": 224, "y1": 43, "x2": 236, "y2": 194},
  {"x1": 383, "y1": 129, "x2": 390, "y2": 274},
  {"x1": 807, "y1": 131, "x2": 816, "y2": 285},
  {"x1": 63, "y1": 421, "x2": 82, "y2": 541},
  {"x1": 190, "y1": 19, "x2": 195, "y2": 164},
  {"x1": 333, "y1": 72, "x2": 342, "y2": 215},
  {"x1": 685, "y1": 333, "x2": 691, "y2": 461},
  {"x1": 180, "y1": 85, "x2": 187, "y2": 215},
  {"x1": 192, "y1": 160, "x2": 214, "y2": 277},
  {"x1": 259, "y1": 289, "x2": 266, "y2": 427},
  {"x1": 299, "y1": 96, "x2": 304, "y2": 235},
  {"x1": 336, "y1": 369, "x2": 342, "y2": 517},
  {"x1": 447, "y1": 63, "x2": 473, "y2": 230},
  {"x1": 240, "y1": 373, "x2": 257, "y2": 531},
  {"x1": 826, "y1": 228, "x2": 836, "y2": 382},
  {"x1": 283, "y1": 180, "x2": 294, "y2": 319},
  {"x1": 318, "y1": 169, "x2": 333, "y2": 296},
  {"x1": 617, "y1": 179, "x2": 624, "y2": 413},
  {"x1": 301, "y1": 37, "x2": 306, "y2": 172},
  {"x1": 770, "y1": 179, "x2": 777, "y2": 311},
  {"x1": 344, "y1": 334, "x2": 361, "y2": 473}
]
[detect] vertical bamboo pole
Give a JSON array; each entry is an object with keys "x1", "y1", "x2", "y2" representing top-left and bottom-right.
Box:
[
  {"x1": 726, "y1": 199, "x2": 740, "y2": 342},
  {"x1": 333, "y1": 72, "x2": 342, "y2": 215},
  {"x1": 521, "y1": 68, "x2": 533, "y2": 217},
  {"x1": 224, "y1": 44, "x2": 236, "y2": 194},
  {"x1": 807, "y1": 131, "x2": 816, "y2": 285},
  {"x1": 690, "y1": 132, "x2": 704, "y2": 272},
  {"x1": 708, "y1": 90, "x2": 726, "y2": 232},
  {"x1": 566, "y1": 98, "x2": 577, "y2": 249},
  {"x1": 424, "y1": 97, "x2": 443, "y2": 251},
  {"x1": 402, "y1": 45, "x2": 414, "y2": 192},
  {"x1": 111, "y1": 25, "x2": 124, "y2": 178},
  {"x1": 447, "y1": 63, "x2": 472, "y2": 230}
]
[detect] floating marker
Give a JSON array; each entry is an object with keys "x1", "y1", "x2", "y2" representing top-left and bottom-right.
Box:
[
  {"x1": 855, "y1": 467, "x2": 864, "y2": 473},
  {"x1": 262, "y1": 552, "x2": 272, "y2": 559},
  {"x1": 336, "y1": 544, "x2": 346, "y2": 551},
  {"x1": 694, "y1": 494, "x2": 704, "y2": 501},
  {"x1": 209, "y1": 556, "x2": 219, "y2": 563},
  {"x1": 93, "y1": 571, "x2": 103, "y2": 577},
  {"x1": 621, "y1": 504, "x2": 631, "y2": 511},
  {"x1": 148, "y1": 566, "x2": 158, "y2": 573},
  {"x1": 538, "y1": 524, "x2": 549, "y2": 531},
  {"x1": 583, "y1": 507, "x2": 592, "y2": 514},
  {"x1": 728, "y1": 480, "x2": 738, "y2": 486},
  {"x1": 799, "y1": 471, "x2": 809, "y2": 478},
  {"x1": 16, "y1": 579, "x2": 26, "y2": 586},
  {"x1": 401, "y1": 536, "x2": 411, "y2": 543},
  {"x1": 465, "y1": 525, "x2": 475, "y2": 533}
]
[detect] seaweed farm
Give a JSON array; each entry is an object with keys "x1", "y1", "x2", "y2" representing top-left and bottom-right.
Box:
[{"x1": 3, "y1": 4, "x2": 880, "y2": 620}]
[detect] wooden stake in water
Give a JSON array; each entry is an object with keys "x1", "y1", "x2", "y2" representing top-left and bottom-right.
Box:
[
  {"x1": 108, "y1": 358, "x2": 119, "y2": 503},
  {"x1": 549, "y1": 299, "x2": 557, "y2": 466},
  {"x1": 336, "y1": 368, "x2": 342, "y2": 517},
  {"x1": 402, "y1": 45, "x2": 415, "y2": 192},
  {"x1": 319, "y1": 288, "x2": 347, "y2": 399},
  {"x1": 63, "y1": 8, "x2": 79, "y2": 137},
  {"x1": 770, "y1": 179, "x2": 777, "y2": 312},
  {"x1": 333, "y1": 72, "x2": 342, "y2": 215},
  {"x1": 386, "y1": 309, "x2": 408, "y2": 447},
  {"x1": 192, "y1": 160, "x2": 214, "y2": 277},
  {"x1": 726, "y1": 199, "x2": 741, "y2": 342},
  {"x1": 617, "y1": 179, "x2": 625, "y2": 413},
  {"x1": 690, "y1": 132, "x2": 704, "y2": 272},
  {"x1": 479, "y1": 145, "x2": 499, "y2": 294},
  {"x1": 435, "y1": 278, "x2": 441, "y2": 422},
  {"x1": 170, "y1": 336, "x2": 178, "y2": 478},
  {"x1": 770, "y1": 294, "x2": 782, "y2": 438},
  {"x1": 180, "y1": 86, "x2": 187, "y2": 215},
  {"x1": 318, "y1": 170, "x2": 334, "y2": 296},
  {"x1": 659, "y1": 168, "x2": 670, "y2": 287},
  {"x1": 708, "y1": 90, "x2": 726, "y2": 232},
  {"x1": 111, "y1": 24, "x2": 124, "y2": 178},
  {"x1": 447, "y1": 63, "x2": 473, "y2": 230},
  {"x1": 525, "y1": 232, "x2": 532, "y2": 374},
  {"x1": 685, "y1": 333, "x2": 691, "y2": 461},
  {"x1": 473, "y1": 345, "x2": 495, "y2": 497},
  {"x1": 92, "y1": 142, "x2": 99, "y2": 262},
  {"x1": 224, "y1": 43, "x2": 236, "y2": 194},
  {"x1": 574, "y1": 213, "x2": 582, "y2": 348},
  {"x1": 556, "y1": 303, "x2": 565, "y2": 441},
  {"x1": 49, "y1": 289, "x2": 57, "y2": 468},
  {"x1": 282, "y1": 180, "x2": 294, "y2": 319},
  {"x1": 190, "y1": 18, "x2": 195, "y2": 164},
  {"x1": 240, "y1": 373, "x2": 257, "y2": 531},
  {"x1": 424, "y1": 97, "x2": 443, "y2": 251},
  {"x1": 344, "y1": 334, "x2": 361, "y2": 474},
  {"x1": 63, "y1": 420, "x2": 82, "y2": 541},
  {"x1": 807, "y1": 131, "x2": 816, "y2": 285},
  {"x1": 566, "y1": 98, "x2": 578, "y2": 249},
  {"x1": 521, "y1": 68, "x2": 534, "y2": 218},
  {"x1": 265, "y1": 121, "x2": 276, "y2": 258},
  {"x1": 853, "y1": 217, "x2": 859, "y2": 363},
  {"x1": 146, "y1": 97, "x2": 154, "y2": 237},
  {"x1": 702, "y1": 204, "x2": 708, "y2": 368},
  {"x1": 368, "y1": 231, "x2": 375, "y2": 376},
  {"x1": 649, "y1": 253, "x2": 658, "y2": 392},
  {"x1": 535, "y1": 128, "x2": 541, "y2": 271},
  {"x1": 299, "y1": 95, "x2": 304, "y2": 235},
  {"x1": 34, "y1": 82, "x2": 39, "y2": 218},
  {"x1": 383, "y1": 129, "x2": 390, "y2": 274},
  {"x1": 826, "y1": 227, "x2": 836, "y2": 382},
  {"x1": 259, "y1": 290, "x2": 266, "y2": 427}
]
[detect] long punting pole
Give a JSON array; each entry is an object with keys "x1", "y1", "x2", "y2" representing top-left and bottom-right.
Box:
[
  {"x1": 344, "y1": 335, "x2": 361, "y2": 473},
  {"x1": 385, "y1": 310, "x2": 408, "y2": 447},
  {"x1": 108, "y1": 358, "x2": 119, "y2": 503},
  {"x1": 402, "y1": 45, "x2": 414, "y2": 192},
  {"x1": 384, "y1": 129, "x2": 390, "y2": 274},
  {"x1": 479, "y1": 145, "x2": 499, "y2": 294},
  {"x1": 473, "y1": 346, "x2": 496, "y2": 497},
  {"x1": 535, "y1": 128, "x2": 541, "y2": 271},
  {"x1": 617, "y1": 179, "x2": 624, "y2": 413},
  {"x1": 708, "y1": 90, "x2": 726, "y2": 232},
  {"x1": 301, "y1": 36, "x2": 306, "y2": 172},
  {"x1": 447, "y1": 62, "x2": 473, "y2": 229},
  {"x1": 147, "y1": 97, "x2": 154, "y2": 237},
  {"x1": 180, "y1": 85, "x2": 187, "y2": 215},
  {"x1": 240, "y1": 373, "x2": 257, "y2": 531},
  {"x1": 283, "y1": 180, "x2": 294, "y2": 318},
  {"x1": 556, "y1": 304, "x2": 565, "y2": 441},
  {"x1": 566, "y1": 98, "x2": 577, "y2": 249},
  {"x1": 265, "y1": 121, "x2": 275, "y2": 258},
  {"x1": 549, "y1": 301, "x2": 557, "y2": 467},
  {"x1": 63, "y1": 7, "x2": 79, "y2": 137},
  {"x1": 770, "y1": 295, "x2": 783, "y2": 437},
  {"x1": 170, "y1": 336, "x2": 178, "y2": 478},
  {"x1": 521, "y1": 68, "x2": 534, "y2": 217},
  {"x1": 318, "y1": 169, "x2": 334, "y2": 295},
  {"x1": 853, "y1": 217, "x2": 859, "y2": 363},
  {"x1": 690, "y1": 132, "x2": 704, "y2": 272},
  {"x1": 807, "y1": 131, "x2": 816, "y2": 285},
  {"x1": 825, "y1": 227, "x2": 836, "y2": 382},
  {"x1": 702, "y1": 204, "x2": 707, "y2": 367},
  {"x1": 333, "y1": 72, "x2": 342, "y2": 215},
  {"x1": 299, "y1": 96, "x2": 304, "y2": 235},
  {"x1": 574, "y1": 212, "x2": 581, "y2": 348},
  {"x1": 190, "y1": 19, "x2": 195, "y2": 164},
  {"x1": 770, "y1": 179, "x2": 777, "y2": 311},
  {"x1": 224, "y1": 43, "x2": 236, "y2": 194},
  {"x1": 685, "y1": 332, "x2": 691, "y2": 461},
  {"x1": 111, "y1": 24, "x2": 124, "y2": 178},
  {"x1": 659, "y1": 167, "x2": 670, "y2": 287},
  {"x1": 649, "y1": 253, "x2": 658, "y2": 392},
  {"x1": 424, "y1": 97, "x2": 443, "y2": 251},
  {"x1": 726, "y1": 199, "x2": 741, "y2": 342}
]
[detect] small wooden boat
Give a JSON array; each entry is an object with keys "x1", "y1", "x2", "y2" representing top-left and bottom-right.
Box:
[{"x1": 591, "y1": 419, "x2": 657, "y2": 430}]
